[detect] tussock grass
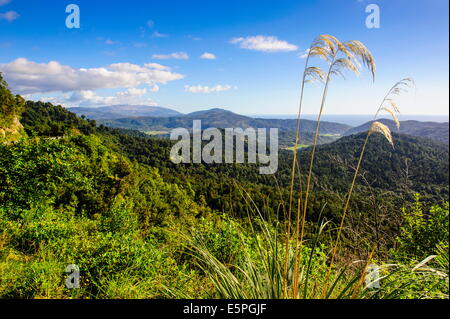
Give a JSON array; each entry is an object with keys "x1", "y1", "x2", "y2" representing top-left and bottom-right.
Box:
[{"x1": 186, "y1": 35, "x2": 447, "y2": 299}]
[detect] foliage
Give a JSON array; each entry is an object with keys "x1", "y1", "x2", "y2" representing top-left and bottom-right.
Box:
[
  {"x1": 0, "y1": 73, "x2": 448, "y2": 299},
  {"x1": 394, "y1": 196, "x2": 449, "y2": 261},
  {"x1": 0, "y1": 73, "x2": 26, "y2": 143},
  {"x1": 20, "y1": 100, "x2": 96, "y2": 137}
]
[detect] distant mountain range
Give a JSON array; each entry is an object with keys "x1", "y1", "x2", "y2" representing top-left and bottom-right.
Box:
[
  {"x1": 68, "y1": 105, "x2": 182, "y2": 120},
  {"x1": 344, "y1": 119, "x2": 449, "y2": 144},
  {"x1": 18, "y1": 100, "x2": 449, "y2": 201},
  {"x1": 93, "y1": 107, "x2": 352, "y2": 135},
  {"x1": 68, "y1": 105, "x2": 449, "y2": 146}
]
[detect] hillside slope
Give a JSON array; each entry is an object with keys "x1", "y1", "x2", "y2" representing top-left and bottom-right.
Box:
[
  {"x1": 19, "y1": 100, "x2": 449, "y2": 201},
  {"x1": 68, "y1": 105, "x2": 182, "y2": 120},
  {"x1": 0, "y1": 74, "x2": 26, "y2": 143},
  {"x1": 98, "y1": 108, "x2": 352, "y2": 135},
  {"x1": 297, "y1": 133, "x2": 449, "y2": 198},
  {"x1": 344, "y1": 119, "x2": 449, "y2": 144}
]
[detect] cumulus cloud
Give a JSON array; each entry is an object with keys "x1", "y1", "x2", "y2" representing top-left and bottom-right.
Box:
[
  {"x1": 116, "y1": 87, "x2": 148, "y2": 97},
  {"x1": 0, "y1": 10, "x2": 19, "y2": 21},
  {"x1": 0, "y1": 58, "x2": 184, "y2": 94},
  {"x1": 0, "y1": 0, "x2": 11, "y2": 6},
  {"x1": 50, "y1": 87, "x2": 158, "y2": 108},
  {"x1": 152, "y1": 52, "x2": 189, "y2": 60},
  {"x1": 144, "y1": 63, "x2": 171, "y2": 71},
  {"x1": 230, "y1": 35, "x2": 298, "y2": 52},
  {"x1": 184, "y1": 84, "x2": 237, "y2": 94},
  {"x1": 200, "y1": 52, "x2": 216, "y2": 60}
]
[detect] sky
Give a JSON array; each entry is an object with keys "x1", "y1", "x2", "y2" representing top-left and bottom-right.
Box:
[{"x1": 0, "y1": 0, "x2": 448, "y2": 116}]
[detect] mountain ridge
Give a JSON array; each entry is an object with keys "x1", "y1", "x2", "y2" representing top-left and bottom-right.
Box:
[
  {"x1": 68, "y1": 104, "x2": 183, "y2": 120},
  {"x1": 96, "y1": 108, "x2": 353, "y2": 135},
  {"x1": 344, "y1": 119, "x2": 449, "y2": 144}
]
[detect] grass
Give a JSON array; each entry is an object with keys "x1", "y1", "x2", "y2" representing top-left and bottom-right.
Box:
[
  {"x1": 321, "y1": 78, "x2": 415, "y2": 296},
  {"x1": 289, "y1": 35, "x2": 375, "y2": 298},
  {"x1": 186, "y1": 195, "x2": 448, "y2": 299},
  {"x1": 189, "y1": 35, "x2": 447, "y2": 299},
  {"x1": 284, "y1": 144, "x2": 309, "y2": 151}
]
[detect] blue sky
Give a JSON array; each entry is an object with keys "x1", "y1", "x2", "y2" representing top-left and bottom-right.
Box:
[{"x1": 0, "y1": 0, "x2": 448, "y2": 115}]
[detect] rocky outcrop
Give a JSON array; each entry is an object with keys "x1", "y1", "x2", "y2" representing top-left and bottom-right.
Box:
[{"x1": 0, "y1": 116, "x2": 26, "y2": 144}]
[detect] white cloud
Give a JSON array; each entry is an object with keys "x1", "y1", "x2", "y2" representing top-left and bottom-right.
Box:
[
  {"x1": 298, "y1": 49, "x2": 310, "y2": 59},
  {"x1": 0, "y1": 10, "x2": 19, "y2": 21},
  {"x1": 105, "y1": 39, "x2": 118, "y2": 45},
  {"x1": 0, "y1": 58, "x2": 184, "y2": 94},
  {"x1": 152, "y1": 52, "x2": 189, "y2": 60},
  {"x1": 144, "y1": 63, "x2": 171, "y2": 71},
  {"x1": 184, "y1": 84, "x2": 237, "y2": 94},
  {"x1": 97, "y1": 37, "x2": 119, "y2": 45},
  {"x1": 146, "y1": 20, "x2": 155, "y2": 28},
  {"x1": 0, "y1": 0, "x2": 11, "y2": 6},
  {"x1": 116, "y1": 87, "x2": 147, "y2": 97},
  {"x1": 230, "y1": 35, "x2": 298, "y2": 52},
  {"x1": 200, "y1": 52, "x2": 216, "y2": 60},
  {"x1": 152, "y1": 31, "x2": 168, "y2": 38},
  {"x1": 60, "y1": 87, "x2": 158, "y2": 107}
]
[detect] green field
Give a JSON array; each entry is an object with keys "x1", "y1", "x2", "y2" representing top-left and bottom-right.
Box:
[{"x1": 284, "y1": 144, "x2": 310, "y2": 151}]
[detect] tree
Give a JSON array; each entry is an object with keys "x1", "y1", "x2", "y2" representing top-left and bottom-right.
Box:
[
  {"x1": 0, "y1": 73, "x2": 25, "y2": 125},
  {"x1": 0, "y1": 73, "x2": 26, "y2": 142}
]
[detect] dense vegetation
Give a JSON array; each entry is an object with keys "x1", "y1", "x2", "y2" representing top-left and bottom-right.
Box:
[
  {"x1": 21, "y1": 100, "x2": 97, "y2": 137},
  {"x1": 0, "y1": 74, "x2": 448, "y2": 299},
  {"x1": 0, "y1": 75, "x2": 26, "y2": 143}
]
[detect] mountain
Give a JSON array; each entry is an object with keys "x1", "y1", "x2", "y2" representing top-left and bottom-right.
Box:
[
  {"x1": 97, "y1": 108, "x2": 352, "y2": 135},
  {"x1": 20, "y1": 101, "x2": 97, "y2": 136},
  {"x1": 296, "y1": 133, "x2": 449, "y2": 197},
  {"x1": 344, "y1": 119, "x2": 449, "y2": 144},
  {"x1": 17, "y1": 100, "x2": 449, "y2": 200},
  {"x1": 68, "y1": 105, "x2": 182, "y2": 120}
]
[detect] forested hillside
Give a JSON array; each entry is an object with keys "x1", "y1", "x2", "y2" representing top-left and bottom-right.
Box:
[
  {"x1": 344, "y1": 119, "x2": 449, "y2": 144},
  {"x1": 96, "y1": 108, "x2": 351, "y2": 135},
  {"x1": 0, "y1": 77, "x2": 448, "y2": 299},
  {"x1": 68, "y1": 105, "x2": 183, "y2": 120},
  {"x1": 0, "y1": 75, "x2": 26, "y2": 143}
]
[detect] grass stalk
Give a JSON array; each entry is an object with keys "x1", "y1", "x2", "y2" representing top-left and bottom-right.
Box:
[
  {"x1": 296, "y1": 53, "x2": 337, "y2": 298},
  {"x1": 322, "y1": 78, "x2": 413, "y2": 297},
  {"x1": 284, "y1": 49, "x2": 312, "y2": 298}
]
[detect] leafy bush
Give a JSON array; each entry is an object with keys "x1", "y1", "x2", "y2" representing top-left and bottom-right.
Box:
[{"x1": 394, "y1": 195, "x2": 449, "y2": 261}]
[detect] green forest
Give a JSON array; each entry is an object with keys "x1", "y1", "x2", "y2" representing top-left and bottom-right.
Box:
[{"x1": 0, "y1": 69, "x2": 448, "y2": 299}]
